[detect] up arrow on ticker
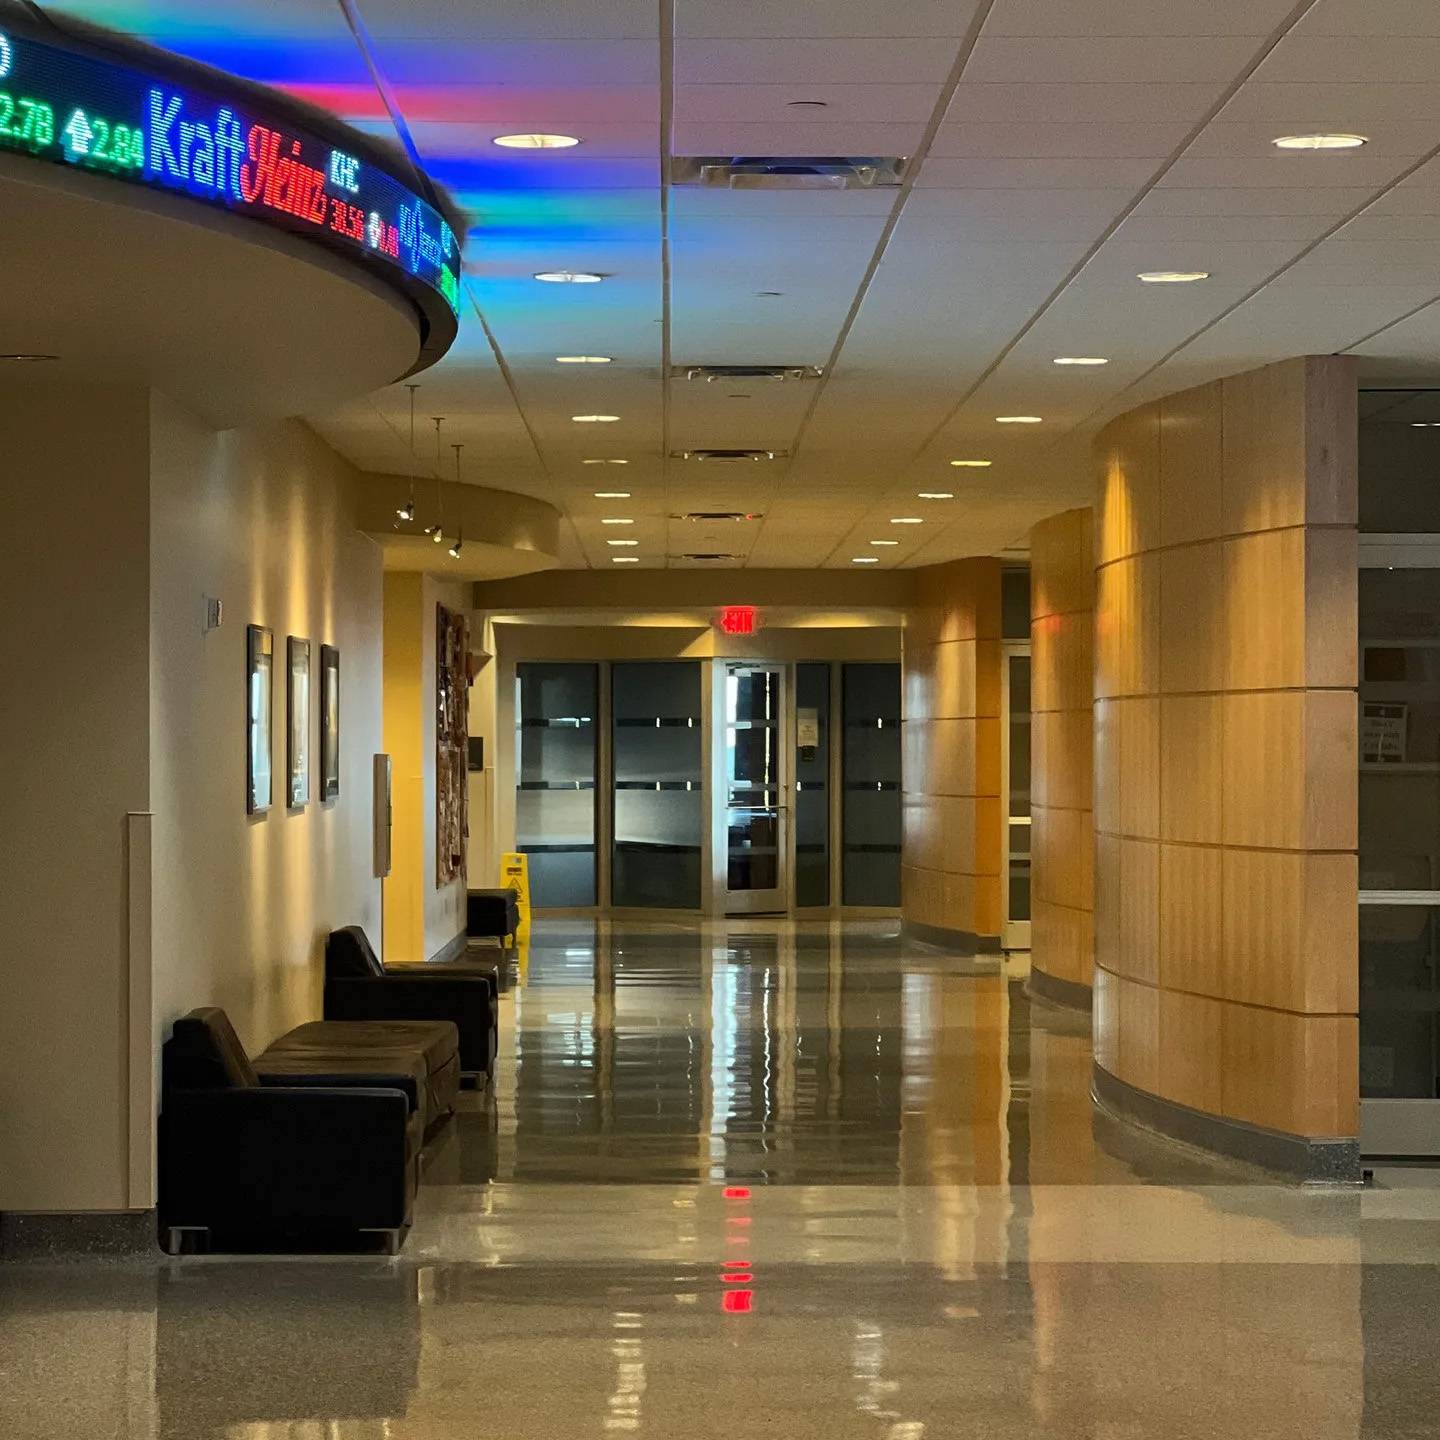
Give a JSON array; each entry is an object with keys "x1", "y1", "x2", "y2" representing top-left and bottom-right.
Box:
[{"x1": 63, "y1": 109, "x2": 94, "y2": 158}]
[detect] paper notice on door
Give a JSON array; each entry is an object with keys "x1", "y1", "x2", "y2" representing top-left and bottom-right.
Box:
[{"x1": 797, "y1": 707, "x2": 819, "y2": 749}]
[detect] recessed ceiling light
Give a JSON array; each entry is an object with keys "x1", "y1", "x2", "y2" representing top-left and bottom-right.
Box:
[
  {"x1": 601, "y1": 517, "x2": 634, "y2": 525},
  {"x1": 1, "y1": 352, "x2": 58, "y2": 362},
  {"x1": 890, "y1": 517, "x2": 923, "y2": 524},
  {"x1": 996, "y1": 415, "x2": 1042, "y2": 424},
  {"x1": 555, "y1": 355, "x2": 612, "y2": 364},
  {"x1": 870, "y1": 539, "x2": 900, "y2": 546},
  {"x1": 612, "y1": 556, "x2": 640, "y2": 563},
  {"x1": 494, "y1": 133, "x2": 581, "y2": 149},
  {"x1": 535, "y1": 271, "x2": 604, "y2": 284},
  {"x1": 949, "y1": 459, "x2": 991, "y2": 468},
  {"x1": 1137, "y1": 270, "x2": 1210, "y2": 284},
  {"x1": 594, "y1": 490, "x2": 631, "y2": 498},
  {"x1": 852, "y1": 556, "x2": 880, "y2": 564},
  {"x1": 917, "y1": 492, "x2": 954, "y2": 500},
  {"x1": 1272, "y1": 133, "x2": 1367, "y2": 150},
  {"x1": 581, "y1": 458, "x2": 628, "y2": 464},
  {"x1": 573, "y1": 414, "x2": 620, "y2": 423},
  {"x1": 1053, "y1": 356, "x2": 1108, "y2": 366}
]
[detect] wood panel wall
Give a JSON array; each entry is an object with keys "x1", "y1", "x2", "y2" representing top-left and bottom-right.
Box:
[
  {"x1": 1093, "y1": 356, "x2": 1359, "y2": 1141},
  {"x1": 902, "y1": 558, "x2": 1004, "y2": 945},
  {"x1": 1030, "y1": 507, "x2": 1096, "y2": 998}
]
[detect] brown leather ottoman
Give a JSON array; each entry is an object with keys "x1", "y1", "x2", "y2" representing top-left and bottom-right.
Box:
[{"x1": 256, "y1": 1020, "x2": 461, "y2": 1131}]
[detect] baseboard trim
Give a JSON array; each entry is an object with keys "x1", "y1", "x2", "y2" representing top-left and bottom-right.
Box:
[
  {"x1": 1092, "y1": 1063, "x2": 1360, "y2": 1184},
  {"x1": 902, "y1": 920, "x2": 1001, "y2": 955},
  {"x1": 0, "y1": 1208, "x2": 158, "y2": 1260},
  {"x1": 1027, "y1": 966, "x2": 1093, "y2": 1012}
]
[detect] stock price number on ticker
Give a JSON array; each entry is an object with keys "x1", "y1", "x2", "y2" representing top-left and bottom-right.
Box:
[
  {"x1": 0, "y1": 91, "x2": 55, "y2": 150},
  {"x1": 62, "y1": 108, "x2": 144, "y2": 169}
]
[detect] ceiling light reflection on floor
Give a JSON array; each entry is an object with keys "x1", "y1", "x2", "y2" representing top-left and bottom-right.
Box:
[
  {"x1": 949, "y1": 459, "x2": 991, "y2": 467},
  {"x1": 1137, "y1": 271, "x2": 1209, "y2": 283},
  {"x1": 1053, "y1": 356, "x2": 1108, "y2": 365},
  {"x1": 995, "y1": 416, "x2": 1042, "y2": 424},
  {"x1": 917, "y1": 492, "x2": 953, "y2": 500},
  {"x1": 852, "y1": 556, "x2": 880, "y2": 564},
  {"x1": 495, "y1": 133, "x2": 581, "y2": 149},
  {"x1": 594, "y1": 491, "x2": 631, "y2": 498},
  {"x1": 573, "y1": 414, "x2": 620, "y2": 423},
  {"x1": 535, "y1": 271, "x2": 604, "y2": 283},
  {"x1": 556, "y1": 355, "x2": 612, "y2": 363}
]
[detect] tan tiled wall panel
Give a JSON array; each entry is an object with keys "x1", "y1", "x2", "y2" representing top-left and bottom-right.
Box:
[
  {"x1": 1092, "y1": 356, "x2": 1359, "y2": 1146},
  {"x1": 901, "y1": 558, "x2": 1004, "y2": 942},
  {"x1": 1030, "y1": 508, "x2": 1096, "y2": 994}
]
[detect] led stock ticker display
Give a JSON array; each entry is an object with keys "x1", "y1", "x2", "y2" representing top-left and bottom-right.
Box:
[{"x1": 0, "y1": 27, "x2": 460, "y2": 318}]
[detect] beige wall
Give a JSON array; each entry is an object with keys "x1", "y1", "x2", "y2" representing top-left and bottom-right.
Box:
[
  {"x1": 148, "y1": 398, "x2": 384, "y2": 1067},
  {"x1": 1030, "y1": 508, "x2": 1096, "y2": 995},
  {"x1": 901, "y1": 559, "x2": 1004, "y2": 944},
  {"x1": 1093, "y1": 357, "x2": 1359, "y2": 1143},
  {"x1": 0, "y1": 380, "x2": 153, "y2": 1212}
]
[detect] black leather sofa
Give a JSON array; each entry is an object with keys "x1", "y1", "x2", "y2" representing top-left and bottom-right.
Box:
[
  {"x1": 324, "y1": 925, "x2": 499, "y2": 1079},
  {"x1": 467, "y1": 887, "x2": 522, "y2": 945},
  {"x1": 159, "y1": 1008, "x2": 432, "y2": 1254}
]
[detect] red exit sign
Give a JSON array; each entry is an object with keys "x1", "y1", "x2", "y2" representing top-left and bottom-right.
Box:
[{"x1": 717, "y1": 605, "x2": 758, "y2": 636}]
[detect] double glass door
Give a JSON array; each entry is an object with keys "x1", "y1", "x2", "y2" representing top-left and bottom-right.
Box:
[{"x1": 719, "y1": 664, "x2": 787, "y2": 913}]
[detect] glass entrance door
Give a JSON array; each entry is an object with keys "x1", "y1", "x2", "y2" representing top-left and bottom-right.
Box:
[{"x1": 718, "y1": 663, "x2": 787, "y2": 914}]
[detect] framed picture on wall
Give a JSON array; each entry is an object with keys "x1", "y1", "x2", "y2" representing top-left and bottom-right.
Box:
[
  {"x1": 287, "y1": 636, "x2": 311, "y2": 809},
  {"x1": 246, "y1": 625, "x2": 273, "y2": 815},
  {"x1": 320, "y1": 644, "x2": 340, "y2": 800}
]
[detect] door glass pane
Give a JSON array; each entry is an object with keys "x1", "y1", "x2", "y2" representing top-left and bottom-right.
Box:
[
  {"x1": 794, "y1": 662, "x2": 830, "y2": 907},
  {"x1": 726, "y1": 667, "x2": 782, "y2": 895},
  {"x1": 1360, "y1": 562, "x2": 1440, "y2": 1101},
  {"x1": 612, "y1": 661, "x2": 703, "y2": 908},
  {"x1": 515, "y1": 663, "x2": 597, "y2": 907},
  {"x1": 1008, "y1": 652, "x2": 1032, "y2": 923},
  {"x1": 841, "y1": 663, "x2": 901, "y2": 906}
]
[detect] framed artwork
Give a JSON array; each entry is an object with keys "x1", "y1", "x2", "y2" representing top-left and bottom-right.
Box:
[
  {"x1": 246, "y1": 625, "x2": 273, "y2": 814},
  {"x1": 287, "y1": 636, "x2": 311, "y2": 809},
  {"x1": 435, "y1": 603, "x2": 469, "y2": 884},
  {"x1": 320, "y1": 644, "x2": 340, "y2": 801}
]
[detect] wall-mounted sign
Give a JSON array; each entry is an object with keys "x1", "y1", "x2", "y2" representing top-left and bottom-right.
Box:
[
  {"x1": 718, "y1": 605, "x2": 758, "y2": 636},
  {"x1": 0, "y1": 24, "x2": 460, "y2": 326}
]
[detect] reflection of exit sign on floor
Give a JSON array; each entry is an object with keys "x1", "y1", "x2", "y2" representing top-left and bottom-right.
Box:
[{"x1": 718, "y1": 605, "x2": 757, "y2": 636}]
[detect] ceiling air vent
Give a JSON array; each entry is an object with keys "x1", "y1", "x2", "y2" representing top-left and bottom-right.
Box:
[
  {"x1": 671, "y1": 156, "x2": 909, "y2": 190},
  {"x1": 678, "y1": 552, "x2": 744, "y2": 562},
  {"x1": 673, "y1": 364, "x2": 822, "y2": 382},
  {"x1": 677, "y1": 511, "x2": 764, "y2": 523},
  {"x1": 670, "y1": 449, "x2": 784, "y2": 462}
]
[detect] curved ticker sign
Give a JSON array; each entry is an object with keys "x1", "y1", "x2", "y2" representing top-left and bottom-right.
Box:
[{"x1": 0, "y1": 25, "x2": 460, "y2": 325}]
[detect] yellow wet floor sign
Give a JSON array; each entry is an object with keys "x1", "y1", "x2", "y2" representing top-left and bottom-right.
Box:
[{"x1": 500, "y1": 852, "x2": 531, "y2": 926}]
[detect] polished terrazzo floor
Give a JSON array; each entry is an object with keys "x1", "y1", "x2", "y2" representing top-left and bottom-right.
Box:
[{"x1": 5, "y1": 918, "x2": 1440, "y2": 1438}]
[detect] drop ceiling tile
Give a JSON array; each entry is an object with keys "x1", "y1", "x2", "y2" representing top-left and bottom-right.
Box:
[
  {"x1": 1254, "y1": 36, "x2": 1440, "y2": 82},
  {"x1": 915, "y1": 157, "x2": 1159, "y2": 188},
  {"x1": 674, "y1": 38, "x2": 961, "y2": 85},
  {"x1": 1131, "y1": 186, "x2": 1378, "y2": 216},
  {"x1": 983, "y1": 0, "x2": 1299, "y2": 35},
  {"x1": 1298, "y1": 0, "x2": 1440, "y2": 36},
  {"x1": 358, "y1": 0, "x2": 659, "y2": 39},
  {"x1": 676, "y1": 83, "x2": 945, "y2": 122},
  {"x1": 371, "y1": 40, "x2": 660, "y2": 86},
  {"x1": 1157, "y1": 154, "x2": 1413, "y2": 189},
  {"x1": 946, "y1": 81, "x2": 1227, "y2": 124},
  {"x1": 1185, "y1": 120, "x2": 1437, "y2": 159},
  {"x1": 965, "y1": 35, "x2": 1265, "y2": 85},
  {"x1": 1218, "y1": 81, "x2": 1440, "y2": 124},
  {"x1": 676, "y1": 0, "x2": 983, "y2": 39},
  {"x1": 928, "y1": 121, "x2": 1191, "y2": 159},
  {"x1": 671, "y1": 121, "x2": 927, "y2": 155}
]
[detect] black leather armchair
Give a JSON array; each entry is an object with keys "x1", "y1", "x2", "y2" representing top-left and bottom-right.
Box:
[
  {"x1": 324, "y1": 926, "x2": 498, "y2": 1079},
  {"x1": 159, "y1": 1008, "x2": 420, "y2": 1254}
]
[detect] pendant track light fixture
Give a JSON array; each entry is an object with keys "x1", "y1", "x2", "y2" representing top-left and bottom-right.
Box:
[
  {"x1": 449, "y1": 444, "x2": 465, "y2": 558},
  {"x1": 426, "y1": 416, "x2": 446, "y2": 542},
  {"x1": 396, "y1": 383, "x2": 419, "y2": 524}
]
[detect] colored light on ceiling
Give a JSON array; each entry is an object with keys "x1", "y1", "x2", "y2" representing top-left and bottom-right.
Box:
[
  {"x1": 1272, "y1": 133, "x2": 1367, "y2": 150},
  {"x1": 950, "y1": 459, "x2": 991, "y2": 467},
  {"x1": 1137, "y1": 270, "x2": 1210, "y2": 283},
  {"x1": 555, "y1": 354, "x2": 611, "y2": 363},
  {"x1": 995, "y1": 416, "x2": 1042, "y2": 424},
  {"x1": 0, "y1": 25, "x2": 461, "y2": 323},
  {"x1": 573, "y1": 414, "x2": 620, "y2": 423},
  {"x1": 535, "y1": 270, "x2": 603, "y2": 283},
  {"x1": 1053, "y1": 356, "x2": 1108, "y2": 365},
  {"x1": 493, "y1": 132, "x2": 580, "y2": 149},
  {"x1": 717, "y1": 605, "x2": 757, "y2": 636}
]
